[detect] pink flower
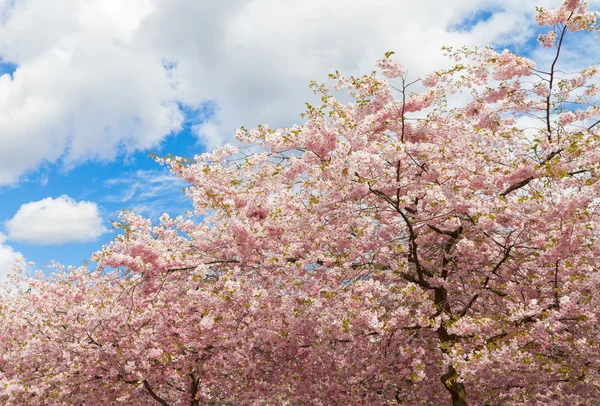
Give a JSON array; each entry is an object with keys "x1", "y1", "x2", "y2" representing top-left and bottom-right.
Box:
[
  {"x1": 376, "y1": 58, "x2": 406, "y2": 78},
  {"x1": 538, "y1": 30, "x2": 557, "y2": 48}
]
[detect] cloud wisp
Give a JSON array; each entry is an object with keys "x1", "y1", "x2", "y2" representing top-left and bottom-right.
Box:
[{"x1": 104, "y1": 169, "x2": 190, "y2": 219}]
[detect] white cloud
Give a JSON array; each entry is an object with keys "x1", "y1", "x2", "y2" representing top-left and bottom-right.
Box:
[
  {"x1": 5, "y1": 195, "x2": 107, "y2": 245},
  {"x1": 0, "y1": 233, "x2": 23, "y2": 285},
  {"x1": 0, "y1": 0, "x2": 182, "y2": 185},
  {"x1": 0, "y1": 0, "x2": 597, "y2": 184}
]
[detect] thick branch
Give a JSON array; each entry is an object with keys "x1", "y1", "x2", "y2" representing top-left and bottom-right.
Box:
[
  {"x1": 500, "y1": 176, "x2": 534, "y2": 197},
  {"x1": 553, "y1": 260, "x2": 560, "y2": 308},
  {"x1": 397, "y1": 209, "x2": 428, "y2": 284},
  {"x1": 189, "y1": 374, "x2": 201, "y2": 406},
  {"x1": 399, "y1": 271, "x2": 431, "y2": 289},
  {"x1": 441, "y1": 365, "x2": 468, "y2": 406},
  {"x1": 143, "y1": 380, "x2": 170, "y2": 406},
  {"x1": 428, "y1": 225, "x2": 462, "y2": 239},
  {"x1": 438, "y1": 323, "x2": 467, "y2": 405}
]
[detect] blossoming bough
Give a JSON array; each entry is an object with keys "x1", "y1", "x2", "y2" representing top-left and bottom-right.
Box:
[{"x1": 2, "y1": 0, "x2": 600, "y2": 405}]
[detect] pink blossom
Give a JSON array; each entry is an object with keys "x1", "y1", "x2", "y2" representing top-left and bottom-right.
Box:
[
  {"x1": 538, "y1": 30, "x2": 558, "y2": 47},
  {"x1": 2, "y1": 2, "x2": 600, "y2": 405},
  {"x1": 376, "y1": 58, "x2": 406, "y2": 78}
]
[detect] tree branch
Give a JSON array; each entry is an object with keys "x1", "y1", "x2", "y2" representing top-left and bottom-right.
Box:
[
  {"x1": 500, "y1": 149, "x2": 564, "y2": 197},
  {"x1": 167, "y1": 259, "x2": 241, "y2": 273},
  {"x1": 500, "y1": 177, "x2": 534, "y2": 197},
  {"x1": 545, "y1": 23, "x2": 569, "y2": 141},
  {"x1": 143, "y1": 380, "x2": 170, "y2": 406},
  {"x1": 460, "y1": 245, "x2": 512, "y2": 317}
]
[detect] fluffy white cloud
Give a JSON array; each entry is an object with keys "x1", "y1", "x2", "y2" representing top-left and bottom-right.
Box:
[
  {"x1": 5, "y1": 195, "x2": 107, "y2": 245},
  {"x1": 0, "y1": 0, "x2": 182, "y2": 185},
  {"x1": 0, "y1": 233, "x2": 23, "y2": 285},
  {"x1": 0, "y1": 0, "x2": 596, "y2": 184}
]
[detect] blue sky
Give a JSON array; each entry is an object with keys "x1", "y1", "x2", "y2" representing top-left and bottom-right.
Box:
[
  {"x1": 1, "y1": 113, "x2": 201, "y2": 269},
  {"x1": 0, "y1": 0, "x2": 596, "y2": 281}
]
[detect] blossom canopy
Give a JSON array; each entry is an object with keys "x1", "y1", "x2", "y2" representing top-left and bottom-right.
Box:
[{"x1": 2, "y1": 1, "x2": 600, "y2": 405}]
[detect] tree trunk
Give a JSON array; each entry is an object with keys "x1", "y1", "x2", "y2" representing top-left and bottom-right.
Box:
[{"x1": 441, "y1": 365, "x2": 468, "y2": 406}]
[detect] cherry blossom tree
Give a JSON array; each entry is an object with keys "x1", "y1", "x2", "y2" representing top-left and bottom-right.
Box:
[{"x1": 2, "y1": 1, "x2": 600, "y2": 404}]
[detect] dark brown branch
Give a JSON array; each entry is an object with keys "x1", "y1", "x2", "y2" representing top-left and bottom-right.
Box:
[
  {"x1": 540, "y1": 148, "x2": 563, "y2": 165},
  {"x1": 167, "y1": 259, "x2": 241, "y2": 273},
  {"x1": 553, "y1": 260, "x2": 560, "y2": 308},
  {"x1": 400, "y1": 77, "x2": 407, "y2": 142},
  {"x1": 428, "y1": 225, "x2": 462, "y2": 239},
  {"x1": 399, "y1": 271, "x2": 431, "y2": 289},
  {"x1": 189, "y1": 374, "x2": 201, "y2": 406},
  {"x1": 461, "y1": 246, "x2": 512, "y2": 317},
  {"x1": 546, "y1": 23, "x2": 569, "y2": 141},
  {"x1": 205, "y1": 259, "x2": 241, "y2": 265},
  {"x1": 515, "y1": 303, "x2": 559, "y2": 327},
  {"x1": 486, "y1": 332, "x2": 507, "y2": 344},
  {"x1": 365, "y1": 180, "x2": 434, "y2": 284},
  {"x1": 568, "y1": 169, "x2": 590, "y2": 176},
  {"x1": 397, "y1": 207, "x2": 430, "y2": 284},
  {"x1": 143, "y1": 380, "x2": 170, "y2": 406},
  {"x1": 500, "y1": 176, "x2": 534, "y2": 197},
  {"x1": 404, "y1": 206, "x2": 417, "y2": 214},
  {"x1": 369, "y1": 184, "x2": 398, "y2": 207},
  {"x1": 588, "y1": 118, "x2": 600, "y2": 130},
  {"x1": 441, "y1": 365, "x2": 468, "y2": 406},
  {"x1": 500, "y1": 148, "x2": 564, "y2": 197}
]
